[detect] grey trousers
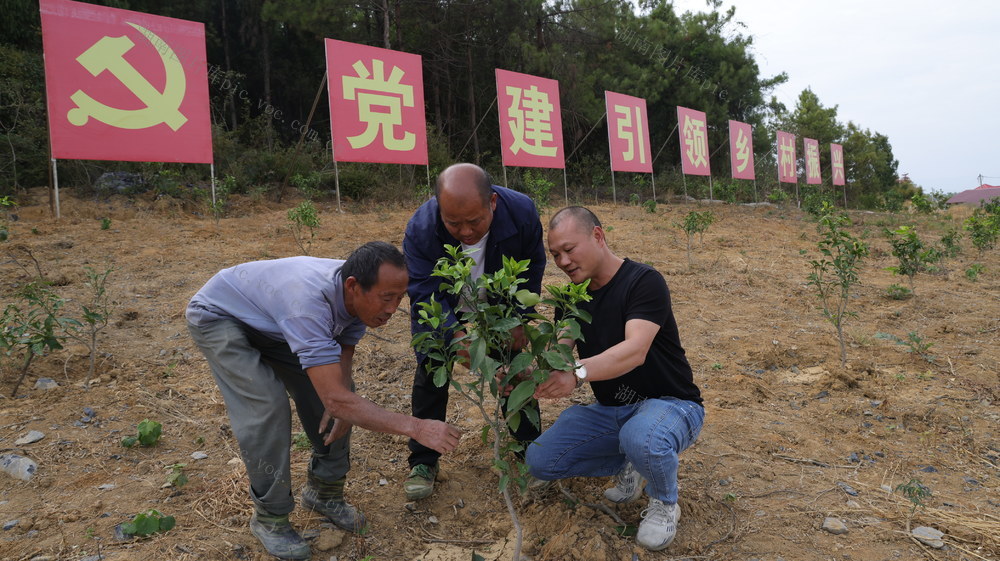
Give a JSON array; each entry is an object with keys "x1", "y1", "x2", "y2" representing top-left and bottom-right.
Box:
[{"x1": 188, "y1": 319, "x2": 351, "y2": 515}]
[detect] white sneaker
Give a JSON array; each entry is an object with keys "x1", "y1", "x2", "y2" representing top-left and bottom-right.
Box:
[
  {"x1": 603, "y1": 460, "x2": 646, "y2": 503},
  {"x1": 636, "y1": 498, "x2": 680, "y2": 551}
]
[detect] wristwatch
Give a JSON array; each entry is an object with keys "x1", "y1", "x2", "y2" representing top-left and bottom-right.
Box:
[{"x1": 573, "y1": 361, "x2": 588, "y2": 388}]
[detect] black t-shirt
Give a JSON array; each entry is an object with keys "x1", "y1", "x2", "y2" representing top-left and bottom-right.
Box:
[{"x1": 578, "y1": 259, "x2": 702, "y2": 407}]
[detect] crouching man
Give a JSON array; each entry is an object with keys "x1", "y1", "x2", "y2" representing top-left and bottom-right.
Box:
[
  {"x1": 527, "y1": 207, "x2": 704, "y2": 551},
  {"x1": 186, "y1": 242, "x2": 461, "y2": 560}
]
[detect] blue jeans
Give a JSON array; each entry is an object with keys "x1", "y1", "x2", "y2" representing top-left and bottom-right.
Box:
[{"x1": 526, "y1": 396, "x2": 704, "y2": 504}]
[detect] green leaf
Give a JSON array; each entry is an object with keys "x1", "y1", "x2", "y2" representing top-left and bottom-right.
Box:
[
  {"x1": 472, "y1": 553, "x2": 486, "y2": 561},
  {"x1": 506, "y1": 380, "x2": 537, "y2": 416},
  {"x1": 507, "y1": 351, "x2": 534, "y2": 378},
  {"x1": 522, "y1": 407, "x2": 540, "y2": 431},
  {"x1": 514, "y1": 289, "x2": 541, "y2": 308},
  {"x1": 158, "y1": 515, "x2": 176, "y2": 532},
  {"x1": 508, "y1": 410, "x2": 521, "y2": 432},
  {"x1": 614, "y1": 524, "x2": 638, "y2": 537},
  {"x1": 468, "y1": 337, "x2": 486, "y2": 373},
  {"x1": 121, "y1": 521, "x2": 137, "y2": 535},
  {"x1": 432, "y1": 365, "x2": 449, "y2": 388},
  {"x1": 480, "y1": 425, "x2": 491, "y2": 445},
  {"x1": 541, "y1": 350, "x2": 573, "y2": 371},
  {"x1": 133, "y1": 514, "x2": 159, "y2": 536},
  {"x1": 491, "y1": 316, "x2": 521, "y2": 332}
]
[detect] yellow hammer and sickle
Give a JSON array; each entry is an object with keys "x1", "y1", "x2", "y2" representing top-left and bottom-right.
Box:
[{"x1": 67, "y1": 23, "x2": 187, "y2": 131}]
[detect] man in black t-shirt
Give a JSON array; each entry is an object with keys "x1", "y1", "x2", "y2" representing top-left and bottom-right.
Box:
[{"x1": 526, "y1": 206, "x2": 704, "y2": 552}]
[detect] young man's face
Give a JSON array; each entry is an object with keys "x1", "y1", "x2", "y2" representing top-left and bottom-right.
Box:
[
  {"x1": 345, "y1": 263, "x2": 408, "y2": 328},
  {"x1": 547, "y1": 218, "x2": 603, "y2": 284}
]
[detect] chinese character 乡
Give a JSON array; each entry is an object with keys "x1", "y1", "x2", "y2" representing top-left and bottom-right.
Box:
[
  {"x1": 735, "y1": 129, "x2": 750, "y2": 172},
  {"x1": 506, "y1": 85, "x2": 556, "y2": 157},
  {"x1": 342, "y1": 58, "x2": 415, "y2": 151}
]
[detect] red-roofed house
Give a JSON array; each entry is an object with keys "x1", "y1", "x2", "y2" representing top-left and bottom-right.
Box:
[{"x1": 947, "y1": 184, "x2": 1000, "y2": 205}]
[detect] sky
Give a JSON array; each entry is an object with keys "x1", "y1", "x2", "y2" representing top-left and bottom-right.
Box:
[{"x1": 669, "y1": 0, "x2": 1000, "y2": 194}]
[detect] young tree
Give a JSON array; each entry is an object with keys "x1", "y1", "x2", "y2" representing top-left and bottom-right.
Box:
[
  {"x1": 807, "y1": 203, "x2": 869, "y2": 367},
  {"x1": 412, "y1": 246, "x2": 591, "y2": 561}
]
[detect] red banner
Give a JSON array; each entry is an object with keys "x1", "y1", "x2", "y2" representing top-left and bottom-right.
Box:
[
  {"x1": 677, "y1": 106, "x2": 710, "y2": 176},
  {"x1": 40, "y1": 0, "x2": 212, "y2": 163},
  {"x1": 605, "y1": 91, "x2": 652, "y2": 173},
  {"x1": 728, "y1": 120, "x2": 755, "y2": 180},
  {"x1": 831, "y1": 143, "x2": 846, "y2": 186},
  {"x1": 776, "y1": 131, "x2": 797, "y2": 183},
  {"x1": 325, "y1": 39, "x2": 427, "y2": 165},
  {"x1": 804, "y1": 138, "x2": 821, "y2": 185},
  {"x1": 496, "y1": 69, "x2": 565, "y2": 169}
]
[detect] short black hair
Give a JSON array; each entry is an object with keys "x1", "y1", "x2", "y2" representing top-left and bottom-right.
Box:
[
  {"x1": 340, "y1": 241, "x2": 405, "y2": 291},
  {"x1": 549, "y1": 206, "x2": 602, "y2": 232},
  {"x1": 434, "y1": 163, "x2": 494, "y2": 205}
]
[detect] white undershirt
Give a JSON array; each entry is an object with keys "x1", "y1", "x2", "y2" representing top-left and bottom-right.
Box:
[{"x1": 458, "y1": 233, "x2": 489, "y2": 314}]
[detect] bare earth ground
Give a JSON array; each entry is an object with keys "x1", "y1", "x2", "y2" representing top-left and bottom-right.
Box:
[{"x1": 0, "y1": 188, "x2": 997, "y2": 561}]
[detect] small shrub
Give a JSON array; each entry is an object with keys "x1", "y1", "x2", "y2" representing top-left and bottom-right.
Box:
[
  {"x1": 885, "y1": 225, "x2": 937, "y2": 292},
  {"x1": 895, "y1": 478, "x2": 931, "y2": 514},
  {"x1": 287, "y1": 200, "x2": 320, "y2": 255},
  {"x1": 166, "y1": 463, "x2": 188, "y2": 488},
  {"x1": 290, "y1": 171, "x2": 324, "y2": 200},
  {"x1": 521, "y1": 169, "x2": 554, "y2": 210},
  {"x1": 910, "y1": 192, "x2": 934, "y2": 214},
  {"x1": 641, "y1": 199, "x2": 657, "y2": 214},
  {"x1": 875, "y1": 331, "x2": 935, "y2": 363},
  {"x1": 120, "y1": 509, "x2": 176, "y2": 537},
  {"x1": 100, "y1": 218, "x2": 111, "y2": 230},
  {"x1": 964, "y1": 207, "x2": 999, "y2": 256},
  {"x1": 677, "y1": 210, "x2": 715, "y2": 268},
  {"x1": 807, "y1": 205, "x2": 869, "y2": 367},
  {"x1": 965, "y1": 263, "x2": 984, "y2": 282},
  {"x1": 767, "y1": 188, "x2": 790, "y2": 204},
  {"x1": 292, "y1": 431, "x2": 311, "y2": 450},
  {"x1": 939, "y1": 228, "x2": 962, "y2": 258},
  {"x1": 885, "y1": 284, "x2": 912, "y2": 300},
  {"x1": 629, "y1": 192, "x2": 640, "y2": 206},
  {"x1": 121, "y1": 419, "x2": 163, "y2": 448}
]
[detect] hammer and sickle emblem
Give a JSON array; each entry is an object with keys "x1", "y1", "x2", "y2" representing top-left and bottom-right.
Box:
[{"x1": 67, "y1": 23, "x2": 187, "y2": 131}]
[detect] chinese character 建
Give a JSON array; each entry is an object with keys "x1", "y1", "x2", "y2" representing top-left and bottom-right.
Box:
[{"x1": 506, "y1": 85, "x2": 556, "y2": 157}]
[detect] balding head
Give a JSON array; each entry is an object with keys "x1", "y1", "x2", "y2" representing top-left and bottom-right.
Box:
[
  {"x1": 436, "y1": 163, "x2": 493, "y2": 207},
  {"x1": 435, "y1": 163, "x2": 498, "y2": 245},
  {"x1": 549, "y1": 206, "x2": 602, "y2": 235}
]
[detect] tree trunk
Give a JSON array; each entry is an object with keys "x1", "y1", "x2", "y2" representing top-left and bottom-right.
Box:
[
  {"x1": 381, "y1": 0, "x2": 391, "y2": 49},
  {"x1": 466, "y1": 44, "x2": 479, "y2": 164},
  {"x1": 221, "y1": 0, "x2": 237, "y2": 129}
]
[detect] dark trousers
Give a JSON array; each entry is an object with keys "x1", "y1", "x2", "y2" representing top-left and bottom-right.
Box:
[{"x1": 408, "y1": 355, "x2": 542, "y2": 468}]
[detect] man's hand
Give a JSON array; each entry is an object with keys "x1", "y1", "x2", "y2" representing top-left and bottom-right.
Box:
[
  {"x1": 319, "y1": 411, "x2": 353, "y2": 446},
  {"x1": 534, "y1": 369, "x2": 576, "y2": 400},
  {"x1": 510, "y1": 325, "x2": 527, "y2": 351},
  {"x1": 413, "y1": 419, "x2": 462, "y2": 454}
]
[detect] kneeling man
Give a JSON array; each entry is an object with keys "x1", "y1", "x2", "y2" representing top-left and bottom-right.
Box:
[{"x1": 527, "y1": 206, "x2": 704, "y2": 551}]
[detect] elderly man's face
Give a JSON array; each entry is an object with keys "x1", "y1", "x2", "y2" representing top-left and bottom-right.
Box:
[{"x1": 438, "y1": 191, "x2": 497, "y2": 246}]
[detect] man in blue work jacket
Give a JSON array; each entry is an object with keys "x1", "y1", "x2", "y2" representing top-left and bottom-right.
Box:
[{"x1": 402, "y1": 163, "x2": 546, "y2": 500}]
